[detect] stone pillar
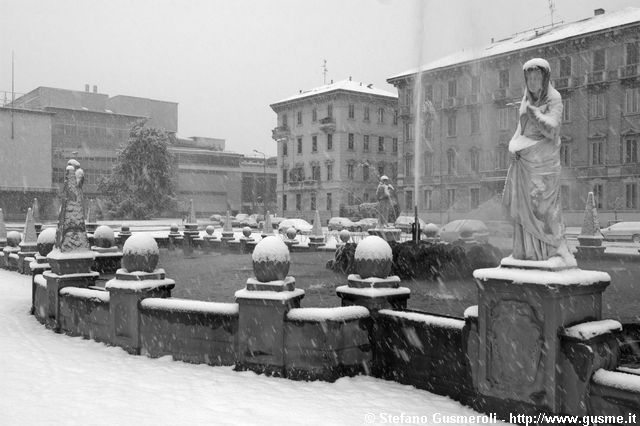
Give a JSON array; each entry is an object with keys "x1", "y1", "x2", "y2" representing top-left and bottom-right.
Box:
[
  {"x1": 167, "y1": 223, "x2": 182, "y2": 251},
  {"x1": 3, "y1": 231, "x2": 22, "y2": 270},
  {"x1": 202, "y1": 225, "x2": 217, "y2": 254},
  {"x1": 105, "y1": 233, "x2": 174, "y2": 354},
  {"x1": 336, "y1": 236, "x2": 410, "y2": 312},
  {"x1": 183, "y1": 223, "x2": 199, "y2": 257},
  {"x1": 469, "y1": 258, "x2": 611, "y2": 413},
  {"x1": 118, "y1": 224, "x2": 132, "y2": 247},
  {"x1": 235, "y1": 236, "x2": 304, "y2": 376}
]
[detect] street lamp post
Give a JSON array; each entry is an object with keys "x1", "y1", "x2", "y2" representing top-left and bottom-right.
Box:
[{"x1": 253, "y1": 149, "x2": 267, "y2": 219}]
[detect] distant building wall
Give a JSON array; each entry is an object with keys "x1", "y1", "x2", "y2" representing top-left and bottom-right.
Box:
[{"x1": 107, "y1": 95, "x2": 178, "y2": 133}]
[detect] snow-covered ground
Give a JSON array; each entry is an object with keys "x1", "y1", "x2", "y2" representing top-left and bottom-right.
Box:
[{"x1": 0, "y1": 269, "x2": 511, "y2": 426}]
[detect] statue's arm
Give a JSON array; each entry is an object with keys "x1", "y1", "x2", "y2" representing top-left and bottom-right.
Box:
[{"x1": 528, "y1": 94, "x2": 562, "y2": 140}]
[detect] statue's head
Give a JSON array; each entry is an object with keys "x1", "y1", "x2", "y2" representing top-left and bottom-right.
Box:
[
  {"x1": 380, "y1": 175, "x2": 389, "y2": 183},
  {"x1": 523, "y1": 58, "x2": 550, "y2": 101}
]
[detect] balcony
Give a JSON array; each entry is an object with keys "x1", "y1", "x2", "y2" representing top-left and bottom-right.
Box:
[
  {"x1": 619, "y1": 64, "x2": 640, "y2": 80},
  {"x1": 466, "y1": 93, "x2": 481, "y2": 106},
  {"x1": 319, "y1": 116, "x2": 336, "y2": 133},
  {"x1": 302, "y1": 179, "x2": 319, "y2": 189},
  {"x1": 492, "y1": 88, "x2": 509, "y2": 103},
  {"x1": 271, "y1": 125, "x2": 290, "y2": 141}
]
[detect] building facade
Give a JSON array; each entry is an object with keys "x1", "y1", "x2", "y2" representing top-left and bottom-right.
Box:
[
  {"x1": 387, "y1": 7, "x2": 640, "y2": 225},
  {"x1": 270, "y1": 79, "x2": 398, "y2": 223}
]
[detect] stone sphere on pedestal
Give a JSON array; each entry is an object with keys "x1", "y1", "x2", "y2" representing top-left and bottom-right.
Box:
[
  {"x1": 93, "y1": 225, "x2": 115, "y2": 248},
  {"x1": 205, "y1": 225, "x2": 215, "y2": 236},
  {"x1": 121, "y1": 233, "x2": 159, "y2": 273},
  {"x1": 286, "y1": 227, "x2": 297, "y2": 240},
  {"x1": 242, "y1": 226, "x2": 252, "y2": 238},
  {"x1": 339, "y1": 229, "x2": 351, "y2": 243},
  {"x1": 36, "y1": 227, "x2": 57, "y2": 256},
  {"x1": 424, "y1": 223, "x2": 439, "y2": 239},
  {"x1": 354, "y1": 235, "x2": 393, "y2": 279},
  {"x1": 6, "y1": 231, "x2": 21, "y2": 247},
  {"x1": 252, "y1": 236, "x2": 290, "y2": 282},
  {"x1": 170, "y1": 223, "x2": 179, "y2": 233}
]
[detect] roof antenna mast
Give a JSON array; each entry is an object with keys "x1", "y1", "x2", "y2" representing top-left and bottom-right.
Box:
[
  {"x1": 321, "y1": 59, "x2": 328, "y2": 85},
  {"x1": 548, "y1": 0, "x2": 555, "y2": 26}
]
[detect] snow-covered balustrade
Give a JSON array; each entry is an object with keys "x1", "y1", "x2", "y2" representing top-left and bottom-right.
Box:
[
  {"x1": 589, "y1": 369, "x2": 640, "y2": 415},
  {"x1": 284, "y1": 307, "x2": 371, "y2": 381},
  {"x1": 139, "y1": 298, "x2": 239, "y2": 366},
  {"x1": 374, "y1": 309, "x2": 471, "y2": 401},
  {"x1": 58, "y1": 287, "x2": 110, "y2": 342}
]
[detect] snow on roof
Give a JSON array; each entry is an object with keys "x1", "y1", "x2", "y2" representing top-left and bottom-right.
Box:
[
  {"x1": 389, "y1": 7, "x2": 640, "y2": 81},
  {"x1": 272, "y1": 79, "x2": 397, "y2": 106}
]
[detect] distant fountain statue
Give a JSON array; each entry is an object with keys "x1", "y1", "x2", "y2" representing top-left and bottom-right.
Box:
[{"x1": 375, "y1": 175, "x2": 396, "y2": 227}]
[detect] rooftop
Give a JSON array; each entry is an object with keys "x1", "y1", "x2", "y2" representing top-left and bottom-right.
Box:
[
  {"x1": 272, "y1": 78, "x2": 397, "y2": 107},
  {"x1": 388, "y1": 7, "x2": 640, "y2": 81}
]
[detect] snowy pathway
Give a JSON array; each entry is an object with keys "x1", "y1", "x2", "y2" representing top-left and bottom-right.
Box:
[{"x1": 0, "y1": 269, "x2": 510, "y2": 425}]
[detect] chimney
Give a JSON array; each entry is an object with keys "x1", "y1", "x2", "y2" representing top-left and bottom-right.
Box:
[
  {"x1": 594, "y1": 8, "x2": 605, "y2": 16},
  {"x1": 92, "y1": 85, "x2": 97, "y2": 93},
  {"x1": 84, "y1": 84, "x2": 90, "y2": 92}
]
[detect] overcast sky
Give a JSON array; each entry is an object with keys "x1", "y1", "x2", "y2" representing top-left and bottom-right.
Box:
[{"x1": 1, "y1": 0, "x2": 638, "y2": 157}]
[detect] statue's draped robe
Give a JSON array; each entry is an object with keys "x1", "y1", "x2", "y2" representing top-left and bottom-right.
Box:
[
  {"x1": 55, "y1": 165, "x2": 90, "y2": 252},
  {"x1": 376, "y1": 183, "x2": 393, "y2": 227},
  {"x1": 502, "y1": 62, "x2": 565, "y2": 261}
]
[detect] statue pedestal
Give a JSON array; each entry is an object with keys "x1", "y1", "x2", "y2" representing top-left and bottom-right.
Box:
[
  {"x1": 235, "y1": 279, "x2": 304, "y2": 376},
  {"x1": 367, "y1": 228, "x2": 401, "y2": 242},
  {"x1": 308, "y1": 235, "x2": 325, "y2": 251},
  {"x1": 469, "y1": 259, "x2": 611, "y2": 413}
]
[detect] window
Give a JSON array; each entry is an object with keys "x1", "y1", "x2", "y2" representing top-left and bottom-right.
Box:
[
  {"x1": 311, "y1": 193, "x2": 316, "y2": 211},
  {"x1": 282, "y1": 142, "x2": 288, "y2": 156},
  {"x1": 470, "y1": 149, "x2": 480, "y2": 172},
  {"x1": 283, "y1": 194, "x2": 287, "y2": 211},
  {"x1": 624, "y1": 138, "x2": 638, "y2": 164},
  {"x1": 496, "y1": 145, "x2": 508, "y2": 170},
  {"x1": 297, "y1": 138, "x2": 302, "y2": 154},
  {"x1": 423, "y1": 152, "x2": 433, "y2": 176},
  {"x1": 424, "y1": 120, "x2": 433, "y2": 139},
  {"x1": 311, "y1": 165, "x2": 321, "y2": 181},
  {"x1": 471, "y1": 76, "x2": 480, "y2": 94},
  {"x1": 561, "y1": 185, "x2": 570, "y2": 209},
  {"x1": 282, "y1": 114, "x2": 288, "y2": 127},
  {"x1": 405, "y1": 88, "x2": 413, "y2": 106},
  {"x1": 377, "y1": 108, "x2": 384, "y2": 124},
  {"x1": 470, "y1": 188, "x2": 480, "y2": 209},
  {"x1": 559, "y1": 56, "x2": 572, "y2": 77},
  {"x1": 348, "y1": 104, "x2": 355, "y2": 119},
  {"x1": 296, "y1": 194, "x2": 302, "y2": 211},
  {"x1": 590, "y1": 141, "x2": 603, "y2": 165},
  {"x1": 625, "y1": 88, "x2": 640, "y2": 114},
  {"x1": 626, "y1": 183, "x2": 637, "y2": 209},
  {"x1": 404, "y1": 122, "x2": 414, "y2": 142},
  {"x1": 391, "y1": 163, "x2": 398, "y2": 181},
  {"x1": 447, "y1": 189, "x2": 456, "y2": 209},
  {"x1": 327, "y1": 134, "x2": 333, "y2": 150},
  {"x1": 312, "y1": 135, "x2": 317, "y2": 153},
  {"x1": 405, "y1": 191, "x2": 413, "y2": 211},
  {"x1": 393, "y1": 110, "x2": 398, "y2": 125},
  {"x1": 562, "y1": 98, "x2": 571, "y2": 122},
  {"x1": 447, "y1": 113, "x2": 457, "y2": 137},
  {"x1": 561, "y1": 142, "x2": 571, "y2": 166},
  {"x1": 423, "y1": 189, "x2": 432, "y2": 210},
  {"x1": 364, "y1": 106, "x2": 370, "y2": 121},
  {"x1": 448, "y1": 80, "x2": 457, "y2": 98},
  {"x1": 378, "y1": 136, "x2": 384, "y2": 152},
  {"x1": 378, "y1": 164, "x2": 384, "y2": 177},
  {"x1": 497, "y1": 107, "x2": 511, "y2": 130},
  {"x1": 348, "y1": 133, "x2": 354, "y2": 150},
  {"x1": 470, "y1": 109, "x2": 480, "y2": 134},
  {"x1": 593, "y1": 49, "x2": 605, "y2": 71},
  {"x1": 363, "y1": 164, "x2": 369, "y2": 181},
  {"x1": 348, "y1": 192, "x2": 354, "y2": 205},
  {"x1": 327, "y1": 104, "x2": 333, "y2": 118},
  {"x1": 589, "y1": 93, "x2": 606, "y2": 119},
  {"x1": 627, "y1": 42, "x2": 639, "y2": 65},
  {"x1": 392, "y1": 138, "x2": 398, "y2": 153},
  {"x1": 326, "y1": 163, "x2": 333, "y2": 181},
  {"x1": 593, "y1": 184, "x2": 603, "y2": 209},
  {"x1": 363, "y1": 135, "x2": 370, "y2": 152},
  {"x1": 405, "y1": 155, "x2": 413, "y2": 177},
  {"x1": 282, "y1": 168, "x2": 288, "y2": 183},
  {"x1": 297, "y1": 111, "x2": 302, "y2": 125},
  {"x1": 447, "y1": 149, "x2": 456, "y2": 175},
  {"x1": 363, "y1": 193, "x2": 369, "y2": 202},
  {"x1": 312, "y1": 108, "x2": 317, "y2": 122},
  {"x1": 424, "y1": 84, "x2": 433, "y2": 101},
  {"x1": 347, "y1": 163, "x2": 354, "y2": 179},
  {"x1": 326, "y1": 193, "x2": 332, "y2": 211},
  {"x1": 499, "y1": 70, "x2": 509, "y2": 88}
]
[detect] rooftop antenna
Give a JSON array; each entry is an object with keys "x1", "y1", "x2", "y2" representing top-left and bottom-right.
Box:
[
  {"x1": 548, "y1": 0, "x2": 555, "y2": 26},
  {"x1": 11, "y1": 51, "x2": 15, "y2": 139},
  {"x1": 321, "y1": 59, "x2": 328, "y2": 84}
]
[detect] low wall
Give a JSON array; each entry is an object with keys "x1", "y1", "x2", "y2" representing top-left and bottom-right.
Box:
[
  {"x1": 58, "y1": 287, "x2": 110, "y2": 342},
  {"x1": 32, "y1": 275, "x2": 48, "y2": 323},
  {"x1": 372, "y1": 309, "x2": 473, "y2": 402},
  {"x1": 589, "y1": 369, "x2": 640, "y2": 417},
  {"x1": 139, "y1": 298, "x2": 238, "y2": 366}
]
